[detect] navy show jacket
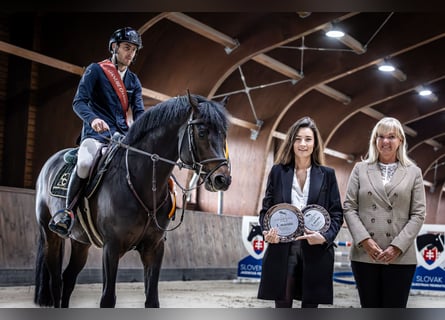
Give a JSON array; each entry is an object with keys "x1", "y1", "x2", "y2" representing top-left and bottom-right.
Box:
[{"x1": 73, "y1": 60, "x2": 145, "y2": 143}]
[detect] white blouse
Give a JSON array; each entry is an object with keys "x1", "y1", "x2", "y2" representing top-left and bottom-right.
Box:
[
  {"x1": 291, "y1": 167, "x2": 311, "y2": 210},
  {"x1": 378, "y1": 162, "x2": 398, "y2": 185}
]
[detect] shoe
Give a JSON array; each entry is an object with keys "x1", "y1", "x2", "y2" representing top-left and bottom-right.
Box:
[{"x1": 48, "y1": 209, "x2": 75, "y2": 238}]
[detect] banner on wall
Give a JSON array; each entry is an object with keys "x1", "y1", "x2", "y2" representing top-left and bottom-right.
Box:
[
  {"x1": 412, "y1": 224, "x2": 445, "y2": 291},
  {"x1": 237, "y1": 216, "x2": 267, "y2": 279}
]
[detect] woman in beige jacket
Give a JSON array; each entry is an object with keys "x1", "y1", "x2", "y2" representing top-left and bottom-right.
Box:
[{"x1": 343, "y1": 117, "x2": 426, "y2": 308}]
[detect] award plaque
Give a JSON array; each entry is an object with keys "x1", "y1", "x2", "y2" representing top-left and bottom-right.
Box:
[
  {"x1": 302, "y1": 204, "x2": 331, "y2": 233},
  {"x1": 262, "y1": 203, "x2": 304, "y2": 242}
]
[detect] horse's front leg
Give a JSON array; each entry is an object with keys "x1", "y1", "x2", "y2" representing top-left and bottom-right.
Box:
[
  {"x1": 61, "y1": 240, "x2": 91, "y2": 307},
  {"x1": 139, "y1": 237, "x2": 165, "y2": 308},
  {"x1": 100, "y1": 243, "x2": 120, "y2": 307}
]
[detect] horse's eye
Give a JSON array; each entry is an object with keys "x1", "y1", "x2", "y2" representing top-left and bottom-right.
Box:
[{"x1": 197, "y1": 125, "x2": 208, "y2": 138}]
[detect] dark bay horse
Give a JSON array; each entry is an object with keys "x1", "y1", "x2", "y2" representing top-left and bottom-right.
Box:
[{"x1": 34, "y1": 94, "x2": 231, "y2": 308}]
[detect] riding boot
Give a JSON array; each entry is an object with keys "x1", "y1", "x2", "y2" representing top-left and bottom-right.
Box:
[{"x1": 49, "y1": 171, "x2": 87, "y2": 237}]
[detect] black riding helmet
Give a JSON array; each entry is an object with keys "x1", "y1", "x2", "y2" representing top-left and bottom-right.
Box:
[{"x1": 108, "y1": 27, "x2": 143, "y2": 53}]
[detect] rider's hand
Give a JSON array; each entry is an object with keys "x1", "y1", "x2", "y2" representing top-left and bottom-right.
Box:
[{"x1": 91, "y1": 118, "x2": 110, "y2": 133}]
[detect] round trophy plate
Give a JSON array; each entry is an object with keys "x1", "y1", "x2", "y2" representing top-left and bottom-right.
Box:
[
  {"x1": 302, "y1": 204, "x2": 331, "y2": 233},
  {"x1": 262, "y1": 203, "x2": 304, "y2": 243}
]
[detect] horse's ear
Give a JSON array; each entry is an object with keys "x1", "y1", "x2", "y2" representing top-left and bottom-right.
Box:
[
  {"x1": 220, "y1": 95, "x2": 229, "y2": 106},
  {"x1": 187, "y1": 89, "x2": 199, "y2": 112}
]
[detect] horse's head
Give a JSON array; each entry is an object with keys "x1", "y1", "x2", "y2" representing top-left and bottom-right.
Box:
[{"x1": 178, "y1": 93, "x2": 232, "y2": 192}]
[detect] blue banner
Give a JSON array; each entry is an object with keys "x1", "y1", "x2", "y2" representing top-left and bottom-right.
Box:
[
  {"x1": 237, "y1": 255, "x2": 262, "y2": 279},
  {"x1": 412, "y1": 225, "x2": 445, "y2": 291}
]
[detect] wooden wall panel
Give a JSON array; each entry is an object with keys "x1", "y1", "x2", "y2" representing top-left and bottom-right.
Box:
[
  {"x1": 0, "y1": 187, "x2": 246, "y2": 271},
  {"x1": 0, "y1": 187, "x2": 37, "y2": 268}
]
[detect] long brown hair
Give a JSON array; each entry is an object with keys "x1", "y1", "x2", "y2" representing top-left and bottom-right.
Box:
[{"x1": 275, "y1": 116, "x2": 325, "y2": 166}]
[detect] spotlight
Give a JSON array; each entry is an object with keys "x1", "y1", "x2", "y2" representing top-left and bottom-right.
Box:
[
  {"x1": 419, "y1": 88, "x2": 432, "y2": 96},
  {"x1": 325, "y1": 28, "x2": 344, "y2": 38},
  {"x1": 415, "y1": 86, "x2": 438, "y2": 102},
  {"x1": 323, "y1": 22, "x2": 365, "y2": 54},
  {"x1": 377, "y1": 59, "x2": 407, "y2": 81},
  {"x1": 378, "y1": 63, "x2": 395, "y2": 72}
]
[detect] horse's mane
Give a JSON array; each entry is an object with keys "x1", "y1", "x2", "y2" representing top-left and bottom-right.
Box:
[{"x1": 125, "y1": 94, "x2": 229, "y2": 144}]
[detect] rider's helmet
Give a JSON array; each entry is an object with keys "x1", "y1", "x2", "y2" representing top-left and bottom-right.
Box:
[{"x1": 108, "y1": 27, "x2": 143, "y2": 54}]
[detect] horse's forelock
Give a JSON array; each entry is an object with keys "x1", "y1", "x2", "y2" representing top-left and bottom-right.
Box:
[{"x1": 195, "y1": 97, "x2": 229, "y2": 134}]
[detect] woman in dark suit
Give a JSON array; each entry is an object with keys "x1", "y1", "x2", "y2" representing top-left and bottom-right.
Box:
[{"x1": 257, "y1": 116, "x2": 344, "y2": 308}]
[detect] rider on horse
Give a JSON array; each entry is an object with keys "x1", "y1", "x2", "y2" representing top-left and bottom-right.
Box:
[{"x1": 49, "y1": 27, "x2": 145, "y2": 237}]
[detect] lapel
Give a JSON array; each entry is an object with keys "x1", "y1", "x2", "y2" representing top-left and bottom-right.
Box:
[
  {"x1": 367, "y1": 162, "x2": 392, "y2": 206},
  {"x1": 281, "y1": 165, "x2": 294, "y2": 203},
  {"x1": 385, "y1": 162, "x2": 407, "y2": 195},
  {"x1": 308, "y1": 165, "x2": 323, "y2": 204}
]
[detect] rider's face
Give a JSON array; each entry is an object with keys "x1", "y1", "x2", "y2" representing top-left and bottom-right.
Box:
[{"x1": 113, "y1": 42, "x2": 138, "y2": 68}]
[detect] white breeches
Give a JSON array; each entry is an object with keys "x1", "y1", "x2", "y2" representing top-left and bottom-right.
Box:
[{"x1": 76, "y1": 138, "x2": 104, "y2": 178}]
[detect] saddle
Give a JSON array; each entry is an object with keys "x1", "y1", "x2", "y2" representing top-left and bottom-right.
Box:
[
  {"x1": 50, "y1": 140, "x2": 121, "y2": 199},
  {"x1": 50, "y1": 135, "x2": 123, "y2": 247}
]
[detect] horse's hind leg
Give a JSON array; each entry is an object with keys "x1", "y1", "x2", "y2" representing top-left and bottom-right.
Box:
[
  {"x1": 34, "y1": 225, "x2": 65, "y2": 308},
  {"x1": 61, "y1": 240, "x2": 91, "y2": 307},
  {"x1": 139, "y1": 239, "x2": 165, "y2": 308}
]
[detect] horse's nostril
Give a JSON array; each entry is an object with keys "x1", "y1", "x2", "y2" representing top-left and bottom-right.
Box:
[
  {"x1": 214, "y1": 175, "x2": 225, "y2": 188},
  {"x1": 213, "y1": 174, "x2": 231, "y2": 189}
]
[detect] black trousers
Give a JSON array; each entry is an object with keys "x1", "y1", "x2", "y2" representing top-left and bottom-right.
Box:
[
  {"x1": 351, "y1": 261, "x2": 417, "y2": 308},
  {"x1": 275, "y1": 241, "x2": 318, "y2": 308}
]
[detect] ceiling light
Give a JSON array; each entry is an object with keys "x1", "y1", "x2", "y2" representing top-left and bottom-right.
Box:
[
  {"x1": 323, "y1": 23, "x2": 365, "y2": 54},
  {"x1": 419, "y1": 89, "x2": 432, "y2": 96},
  {"x1": 377, "y1": 59, "x2": 407, "y2": 81},
  {"x1": 415, "y1": 85, "x2": 438, "y2": 102},
  {"x1": 378, "y1": 63, "x2": 395, "y2": 72},
  {"x1": 378, "y1": 59, "x2": 396, "y2": 72},
  {"x1": 325, "y1": 29, "x2": 344, "y2": 38}
]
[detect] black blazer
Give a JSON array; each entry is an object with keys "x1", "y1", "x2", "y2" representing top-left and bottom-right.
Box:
[{"x1": 257, "y1": 163, "x2": 344, "y2": 304}]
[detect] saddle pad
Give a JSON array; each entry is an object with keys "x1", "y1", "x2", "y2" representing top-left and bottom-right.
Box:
[{"x1": 50, "y1": 162, "x2": 75, "y2": 198}]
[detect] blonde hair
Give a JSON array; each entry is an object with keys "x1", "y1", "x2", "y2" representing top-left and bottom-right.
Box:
[
  {"x1": 275, "y1": 116, "x2": 325, "y2": 166},
  {"x1": 364, "y1": 117, "x2": 413, "y2": 166}
]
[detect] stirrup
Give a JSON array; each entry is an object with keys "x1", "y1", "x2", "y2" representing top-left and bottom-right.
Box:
[{"x1": 48, "y1": 209, "x2": 75, "y2": 238}]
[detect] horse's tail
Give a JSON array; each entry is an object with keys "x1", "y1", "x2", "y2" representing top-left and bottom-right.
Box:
[{"x1": 33, "y1": 227, "x2": 63, "y2": 307}]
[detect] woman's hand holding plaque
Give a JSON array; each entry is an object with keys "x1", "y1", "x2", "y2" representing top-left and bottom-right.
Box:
[{"x1": 262, "y1": 203, "x2": 330, "y2": 243}]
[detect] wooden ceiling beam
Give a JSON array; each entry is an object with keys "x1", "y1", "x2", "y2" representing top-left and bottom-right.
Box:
[
  {"x1": 166, "y1": 12, "x2": 239, "y2": 53},
  {"x1": 0, "y1": 40, "x2": 84, "y2": 75},
  {"x1": 252, "y1": 54, "x2": 303, "y2": 80},
  {"x1": 314, "y1": 84, "x2": 351, "y2": 105}
]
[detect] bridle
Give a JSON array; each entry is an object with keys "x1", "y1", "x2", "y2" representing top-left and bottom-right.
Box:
[
  {"x1": 102, "y1": 105, "x2": 230, "y2": 234},
  {"x1": 177, "y1": 112, "x2": 230, "y2": 187}
]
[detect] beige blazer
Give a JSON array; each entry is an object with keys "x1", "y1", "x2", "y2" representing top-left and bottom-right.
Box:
[{"x1": 343, "y1": 161, "x2": 426, "y2": 265}]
